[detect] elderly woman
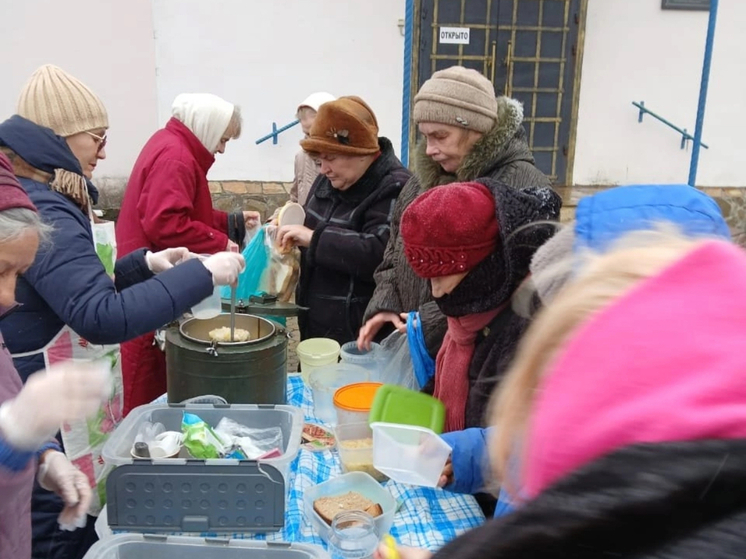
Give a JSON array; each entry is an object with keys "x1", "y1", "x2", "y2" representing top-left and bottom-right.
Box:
[
  {"x1": 358, "y1": 66, "x2": 551, "y2": 356},
  {"x1": 0, "y1": 152, "x2": 112, "y2": 559},
  {"x1": 434, "y1": 184, "x2": 732, "y2": 521},
  {"x1": 116, "y1": 93, "x2": 260, "y2": 414},
  {"x1": 0, "y1": 65, "x2": 244, "y2": 559},
  {"x1": 292, "y1": 91, "x2": 336, "y2": 205},
  {"x1": 278, "y1": 96, "x2": 411, "y2": 344}
]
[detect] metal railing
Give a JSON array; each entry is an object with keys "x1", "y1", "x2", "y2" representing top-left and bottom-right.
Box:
[
  {"x1": 632, "y1": 101, "x2": 709, "y2": 150},
  {"x1": 255, "y1": 120, "x2": 299, "y2": 145}
]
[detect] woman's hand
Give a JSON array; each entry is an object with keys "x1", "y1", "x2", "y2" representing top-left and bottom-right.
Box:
[
  {"x1": 243, "y1": 210, "x2": 261, "y2": 229},
  {"x1": 357, "y1": 312, "x2": 407, "y2": 351},
  {"x1": 278, "y1": 224, "x2": 313, "y2": 249},
  {"x1": 438, "y1": 456, "x2": 454, "y2": 488},
  {"x1": 145, "y1": 247, "x2": 190, "y2": 273},
  {"x1": 38, "y1": 451, "x2": 92, "y2": 530}
]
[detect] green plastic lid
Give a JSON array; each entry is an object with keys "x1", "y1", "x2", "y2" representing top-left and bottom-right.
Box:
[{"x1": 368, "y1": 384, "x2": 446, "y2": 434}]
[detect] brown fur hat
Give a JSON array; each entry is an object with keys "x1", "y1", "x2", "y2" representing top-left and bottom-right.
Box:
[{"x1": 300, "y1": 96, "x2": 380, "y2": 156}]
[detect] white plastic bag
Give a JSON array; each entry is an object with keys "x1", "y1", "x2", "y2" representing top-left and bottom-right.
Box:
[
  {"x1": 376, "y1": 330, "x2": 419, "y2": 390},
  {"x1": 214, "y1": 418, "x2": 284, "y2": 459}
]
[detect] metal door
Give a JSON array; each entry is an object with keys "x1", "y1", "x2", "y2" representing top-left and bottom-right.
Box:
[{"x1": 414, "y1": 0, "x2": 584, "y2": 184}]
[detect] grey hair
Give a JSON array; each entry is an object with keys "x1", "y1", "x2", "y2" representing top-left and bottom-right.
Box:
[{"x1": 0, "y1": 208, "x2": 53, "y2": 247}]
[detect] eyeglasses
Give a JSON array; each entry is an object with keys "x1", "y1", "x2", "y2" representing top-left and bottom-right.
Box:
[{"x1": 85, "y1": 131, "x2": 108, "y2": 153}]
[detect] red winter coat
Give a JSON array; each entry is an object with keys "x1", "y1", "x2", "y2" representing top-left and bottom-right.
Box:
[
  {"x1": 116, "y1": 117, "x2": 230, "y2": 255},
  {"x1": 116, "y1": 117, "x2": 229, "y2": 414}
]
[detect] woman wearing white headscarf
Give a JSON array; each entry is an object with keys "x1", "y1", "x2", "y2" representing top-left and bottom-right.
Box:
[
  {"x1": 116, "y1": 93, "x2": 259, "y2": 414},
  {"x1": 292, "y1": 91, "x2": 335, "y2": 205}
]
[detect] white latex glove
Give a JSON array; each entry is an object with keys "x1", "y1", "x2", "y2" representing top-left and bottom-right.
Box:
[
  {"x1": 0, "y1": 361, "x2": 112, "y2": 450},
  {"x1": 38, "y1": 451, "x2": 91, "y2": 530},
  {"x1": 201, "y1": 252, "x2": 246, "y2": 286},
  {"x1": 145, "y1": 247, "x2": 190, "y2": 273}
]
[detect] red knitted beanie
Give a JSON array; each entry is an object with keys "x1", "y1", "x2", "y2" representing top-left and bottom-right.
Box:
[{"x1": 401, "y1": 182, "x2": 499, "y2": 278}]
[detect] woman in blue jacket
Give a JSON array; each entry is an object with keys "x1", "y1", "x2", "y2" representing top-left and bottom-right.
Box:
[
  {"x1": 439, "y1": 183, "x2": 732, "y2": 519},
  {"x1": 0, "y1": 65, "x2": 245, "y2": 559}
]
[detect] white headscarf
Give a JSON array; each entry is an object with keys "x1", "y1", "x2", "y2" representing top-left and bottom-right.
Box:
[
  {"x1": 171, "y1": 93, "x2": 234, "y2": 153},
  {"x1": 297, "y1": 92, "x2": 336, "y2": 113}
]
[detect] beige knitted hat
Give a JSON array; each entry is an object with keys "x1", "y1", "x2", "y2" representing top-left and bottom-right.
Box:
[
  {"x1": 17, "y1": 65, "x2": 109, "y2": 137},
  {"x1": 413, "y1": 66, "x2": 498, "y2": 133}
]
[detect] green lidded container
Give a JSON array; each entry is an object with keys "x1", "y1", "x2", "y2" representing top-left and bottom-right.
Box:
[{"x1": 368, "y1": 384, "x2": 446, "y2": 434}]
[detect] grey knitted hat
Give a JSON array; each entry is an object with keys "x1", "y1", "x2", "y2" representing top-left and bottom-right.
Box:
[
  {"x1": 413, "y1": 66, "x2": 498, "y2": 133},
  {"x1": 530, "y1": 225, "x2": 575, "y2": 305}
]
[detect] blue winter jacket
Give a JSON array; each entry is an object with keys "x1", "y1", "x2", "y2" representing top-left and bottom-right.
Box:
[
  {"x1": 440, "y1": 183, "x2": 731, "y2": 517},
  {"x1": 0, "y1": 116, "x2": 214, "y2": 382}
]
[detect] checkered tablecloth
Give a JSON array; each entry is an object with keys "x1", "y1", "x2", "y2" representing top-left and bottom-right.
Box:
[{"x1": 107, "y1": 375, "x2": 485, "y2": 551}]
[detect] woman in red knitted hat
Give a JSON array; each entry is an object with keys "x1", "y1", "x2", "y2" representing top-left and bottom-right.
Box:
[{"x1": 400, "y1": 178, "x2": 560, "y2": 433}]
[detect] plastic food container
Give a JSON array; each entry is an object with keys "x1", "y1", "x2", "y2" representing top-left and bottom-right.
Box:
[
  {"x1": 369, "y1": 384, "x2": 446, "y2": 434},
  {"x1": 304, "y1": 472, "x2": 397, "y2": 545},
  {"x1": 333, "y1": 382, "x2": 382, "y2": 426},
  {"x1": 104, "y1": 403, "x2": 302, "y2": 480},
  {"x1": 297, "y1": 338, "x2": 341, "y2": 383},
  {"x1": 334, "y1": 422, "x2": 386, "y2": 482},
  {"x1": 339, "y1": 341, "x2": 382, "y2": 378},
  {"x1": 370, "y1": 422, "x2": 452, "y2": 488},
  {"x1": 309, "y1": 364, "x2": 370, "y2": 424},
  {"x1": 102, "y1": 404, "x2": 303, "y2": 533},
  {"x1": 83, "y1": 533, "x2": 329, "y2": 559}
]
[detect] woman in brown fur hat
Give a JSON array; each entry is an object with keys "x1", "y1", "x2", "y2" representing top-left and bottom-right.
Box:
[{"x1": 278, "y1": 96, "x2": 411, "y2": 345}]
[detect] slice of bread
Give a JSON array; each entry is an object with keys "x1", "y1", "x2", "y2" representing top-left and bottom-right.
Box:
[{"x1": 313, "y1": 491, "x2": 384, "y2": 525}]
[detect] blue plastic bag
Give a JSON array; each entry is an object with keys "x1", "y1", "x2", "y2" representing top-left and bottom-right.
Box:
[
  {"x1": 406, "y1": 311, "x2": 436, "y2": 389},
  {"x1": 221, "y1": 226, "x2": 269, "y2": 301}
]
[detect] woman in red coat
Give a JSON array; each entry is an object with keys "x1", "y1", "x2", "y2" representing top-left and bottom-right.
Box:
[{"x1": 116, "y1": 93, "x2": 259, "y2": 414}]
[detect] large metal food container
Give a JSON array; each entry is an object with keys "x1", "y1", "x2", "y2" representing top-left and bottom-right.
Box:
[{"x1": 165, "y1": 314, "x2": 288, "y2": 404}]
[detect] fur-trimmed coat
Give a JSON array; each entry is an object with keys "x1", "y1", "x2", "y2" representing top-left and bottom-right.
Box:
[
  {"x1": 363, "y1": 97, "x2": 552, "y2": 356},
  {"x1": 433, "y1": 439, "x2": 746, "y2": 559}
]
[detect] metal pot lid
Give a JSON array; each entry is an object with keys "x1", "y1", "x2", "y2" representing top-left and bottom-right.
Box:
[
  {"x1": 221, "y1": 295, "x2": 307, "y2": 318},
  {"x1": 179, "y1": 313, "x2": 276, "y2": 346}
]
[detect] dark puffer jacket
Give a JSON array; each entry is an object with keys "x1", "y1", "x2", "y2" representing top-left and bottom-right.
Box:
[
  {"x1": 363, "y1": 97, "x2": 552, "y2": 356},
  {"x1": 433, "y1": 439, "x2": 746, "y2": 559},
  {"x1": 298, "y1": 138, "x2": 411, "y2": 344}
]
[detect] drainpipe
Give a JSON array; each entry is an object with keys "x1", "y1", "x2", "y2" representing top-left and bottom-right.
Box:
[
  {"x1": 401, "y1": 0, "x2": 415, "y2": 167},
  {"x1": 688, "y1": 0, "x2": 719, "y2": 187}
]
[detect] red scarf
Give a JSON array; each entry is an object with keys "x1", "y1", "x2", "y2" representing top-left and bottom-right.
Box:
[{"x1": 434, "y1": 305, "x2": 505, "y2": 432}]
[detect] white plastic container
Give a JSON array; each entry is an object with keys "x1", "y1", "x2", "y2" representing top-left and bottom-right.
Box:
[
  {"x1": 309, "y1": 364, "x2": 369, "y2": 424},
  {"x1": 339, "y1": 341, "x2": 383, "y2": 379},
  {"x1": 333, "y1": 422, "x2": 386, "y2": 482},
  {"x1": 304, "y1": 471, "x2": 397, "y2": 545},
  {"x1": 297, "y1": 338, "x2": 341, "y2": 383},
  {"x1": 370, "y1": 422, "x2": 452, "y2": 487}
]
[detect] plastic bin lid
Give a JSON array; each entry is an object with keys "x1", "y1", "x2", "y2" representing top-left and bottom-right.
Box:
[
  {"x1": 106, "y1": 461, "x2": 285, "y2": 533},
  {"x1": 368, "y1": 384, "x2": 446, "y2": 434},
  {"x1": 333, "y1": 382, "x2": 383, "y2": 412},
  {"x1": 83, "y1": 534, "x2": 330, "y2": 559}
]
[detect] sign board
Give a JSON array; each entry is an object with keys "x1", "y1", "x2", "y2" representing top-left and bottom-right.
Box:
[
  {"x1": 661, "y1": 0, "x2": 709, "y2": 10},
  {"x1": 439, "y1": 27, "x2": 470, "y2": 44}
]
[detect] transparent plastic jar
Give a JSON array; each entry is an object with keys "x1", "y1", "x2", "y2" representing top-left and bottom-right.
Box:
[{"x1": 328, "y1": 511, "x2": 380, "y2": 559}]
